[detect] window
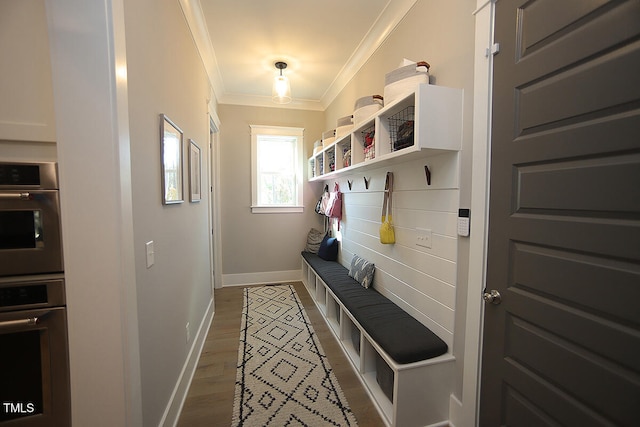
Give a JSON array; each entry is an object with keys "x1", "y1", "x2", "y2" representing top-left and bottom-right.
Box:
[{"x1": 251, "y1": 125, "x2": 304, "y2": 213}]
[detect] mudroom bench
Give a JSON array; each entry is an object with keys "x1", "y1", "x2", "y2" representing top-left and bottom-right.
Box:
[{"x1": 301, "y1": 252, "x2": 455, "y2": 427}]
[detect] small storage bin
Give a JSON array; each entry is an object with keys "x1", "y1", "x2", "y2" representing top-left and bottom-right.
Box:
[
  {"x1": 322, "y1": 129, "x2": 336, "y2": 147},
  {"x1": 313, "y1": 139, "x2": 323, "y2": 155},
  {"x1": 361, "y1": 124, "x2": 375, "y2": 161},
  {"x1": 354, "y1": 95, "x2": 383, "y2": 126},
  {"x1": 327, "y1": 147, "x2": 336, "y2": 172},
  {"x1": 375, "y1": 353, "x2": 394, "y2": 402},
  {"x1": 336, "y1": 115, "x2": 353, "y2": 138},
  {"x1": 388, "y1": 105, "x2": 415, "y2": 151},
  {"x1": 343, "y1": 149, "x2": 351, "y2": 167},
  {"x1": 384, "y1": 61, "x2": 430, "y2": 104}
]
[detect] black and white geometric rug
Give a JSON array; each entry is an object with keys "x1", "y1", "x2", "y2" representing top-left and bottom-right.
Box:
[{"x1": 232, "y1": 284, "x2": 358, "y2": 426}]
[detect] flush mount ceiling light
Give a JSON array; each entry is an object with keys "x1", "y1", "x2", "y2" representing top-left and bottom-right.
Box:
[{"x1": 272, "y1": 61, "x2": 292, "y2": 104}]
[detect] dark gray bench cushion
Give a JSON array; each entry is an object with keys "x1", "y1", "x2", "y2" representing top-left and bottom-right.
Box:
[{"x1": 302, "y1": 252, "x2": 448, "y2": 364}]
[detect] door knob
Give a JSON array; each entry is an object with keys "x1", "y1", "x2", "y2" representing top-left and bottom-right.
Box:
[{"x1": 483, "y1": 289, "x2": 502, "y2": 305}]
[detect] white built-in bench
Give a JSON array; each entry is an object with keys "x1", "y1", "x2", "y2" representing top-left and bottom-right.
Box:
[{"x1": 301, "y1": 252, "x2": 455, "y2": 427}]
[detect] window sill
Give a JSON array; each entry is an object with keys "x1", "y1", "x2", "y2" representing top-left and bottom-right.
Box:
[{"x1": 251, "y1": 206, "x2": 304, "y2": 214}]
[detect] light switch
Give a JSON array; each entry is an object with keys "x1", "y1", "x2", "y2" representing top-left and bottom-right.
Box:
[{"x1": 145, "y1": 241, "x2": 155, "y2": 268}]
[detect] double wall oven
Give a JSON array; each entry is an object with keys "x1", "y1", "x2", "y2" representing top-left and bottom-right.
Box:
[{"x1": 0, "y1": 162, "x2": 70, "y2": 426}]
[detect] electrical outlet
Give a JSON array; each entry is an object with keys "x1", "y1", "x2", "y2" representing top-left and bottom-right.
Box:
[
  {"x1": 186, "y1": 322, "x2": 190, "y2": 344},
  {"x1": 416, "y1": 228, "x2": 432, "y2": 249}
]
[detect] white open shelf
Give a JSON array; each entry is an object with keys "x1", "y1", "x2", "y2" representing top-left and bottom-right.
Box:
[{"x1": 309, "y1": 84, "x2": 463, "y2": 181}]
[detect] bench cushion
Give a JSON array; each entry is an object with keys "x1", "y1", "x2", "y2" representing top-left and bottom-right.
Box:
[{"x1": 302, "y1": 252, "x2": 448, "y2": 364}]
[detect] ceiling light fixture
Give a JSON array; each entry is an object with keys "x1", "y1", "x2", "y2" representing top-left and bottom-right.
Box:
[{"x1": 272, "y1": 61, "x2": 292, "y2": 104}]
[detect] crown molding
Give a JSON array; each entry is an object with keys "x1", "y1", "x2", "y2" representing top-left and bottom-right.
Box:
[
  {"x1": 178, "y1": 0, "x2": 224, "y2": 105},
  {"x1": 218, "y1": 93, "x2": 324, "y2": 111},
  {"x1": 320, "y1": 0, "x2": 418, "y2": 109}
]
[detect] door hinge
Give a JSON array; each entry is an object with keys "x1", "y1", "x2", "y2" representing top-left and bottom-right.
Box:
[{"x1": 485, "y1": 42, "x2": 500, "y2": 57}]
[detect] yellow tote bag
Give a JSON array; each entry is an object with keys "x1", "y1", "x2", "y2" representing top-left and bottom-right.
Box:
[{"x1": 380, "y1": 172, "x2": 395, "y2": 244}]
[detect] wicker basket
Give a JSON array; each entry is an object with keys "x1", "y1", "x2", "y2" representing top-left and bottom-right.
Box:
[
  {"x1": 336, "y1": 115, "x2": 353, "y2": 138},
  {"x1": 313, "y1": 139, "x2": 322, "y2": 155},
  {"x1": 384, "y1": 61, "x2": 430, "y2": 104},
  {"x1": 322, "y1": 129, "x2": 336, "y2": 147},
  {"x1": 353, "y1": 95, "x2": 383, "y2": 126}
]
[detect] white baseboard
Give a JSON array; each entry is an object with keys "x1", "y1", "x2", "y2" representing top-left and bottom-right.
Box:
[
  {"x1": 159, "y1": 297, "x2": 214, "y2": 427},
  {"x1": 449, "y1": 393, "x2": 463, "y2": 427},
  {"x1": 222, "y1": 269, "x2": 302, "y2": 287}
]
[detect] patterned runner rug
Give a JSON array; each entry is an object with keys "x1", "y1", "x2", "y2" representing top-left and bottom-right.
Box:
[{"x1": 232, "y1": 284, "x2": 358, "y2": 426}]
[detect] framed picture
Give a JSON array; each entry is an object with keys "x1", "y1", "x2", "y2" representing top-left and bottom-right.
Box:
[
  {"x1": 189, "y1": 139, "x2": 202, "y2": 202},
  {"x1": 160, "y1": 114, "x2": 184, "y2": 204}
]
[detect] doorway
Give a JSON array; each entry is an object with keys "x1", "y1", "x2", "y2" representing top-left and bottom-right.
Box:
[{"x1": 209, "y1": 113, "x2": 223, "y2": 290}]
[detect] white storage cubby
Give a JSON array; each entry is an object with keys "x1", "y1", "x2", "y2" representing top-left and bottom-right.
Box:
[
  {"x1": 340, "y1": 309, "x2": 361, "y2": 366},
  {"x1": 301, "y1": 256, "x2": 455, "y2": 427},
  {"x1": 308, "y1": 84, "x2": 462, "y2": 181},
  {"x1": 315, "y1": 278, "x2": 327, "y2": 313},
  {"x1": 302, "y1": 261, "x2": 315, "y2": 295},
  {"x1": 326, "y1": 293, "x2": 341, "y2": 335},
  {"x1": 309, "y1": 152, "x2": 324, "y2": 179}
]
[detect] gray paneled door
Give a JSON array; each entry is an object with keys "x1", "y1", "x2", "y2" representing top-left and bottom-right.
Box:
[{"x1": 480, "y1": 1, "x2": 640, "y2": 425}]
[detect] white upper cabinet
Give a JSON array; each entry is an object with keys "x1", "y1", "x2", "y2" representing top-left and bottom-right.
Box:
[
  {"x1": 309, "y1": 84, "x2": 463, "y2": 181},
  {"x1": 0, "y1": 0, "x2": 56, "y2": 142}
]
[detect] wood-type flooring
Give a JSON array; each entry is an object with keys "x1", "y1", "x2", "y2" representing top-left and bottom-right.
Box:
[{"x1": 177, "y1": 281, "x2": 385, "y2": 426}]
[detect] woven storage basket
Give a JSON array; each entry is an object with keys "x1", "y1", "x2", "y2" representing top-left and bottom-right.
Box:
[
  {"x1": 384, "y1": 61, "x2": 430, "y2": 104},
  {"x1": 322, "y1": 129, "x2": 336, "y2": 147},
  {"x1": 353, "y1": 95, "x2": 383, "y2": 126},
  {"x1": 335, "y1": 115, "x2": 353, "y2": 138},
  {"x1": 313, "y1": 139, "x2": 323, "y2": 155}
]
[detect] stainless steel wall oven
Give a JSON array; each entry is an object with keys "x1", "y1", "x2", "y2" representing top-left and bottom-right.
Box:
[
  {"x1": 0, "y1": 162, "x2": 63, "y2": 277},
  {"x1": 0, "y1": 162, "x2": 70, "y2": 426}
]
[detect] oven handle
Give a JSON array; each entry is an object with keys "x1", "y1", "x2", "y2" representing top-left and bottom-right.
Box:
[
  {"x1": 0, "y1": 316, "x2": 40, "y2": 330},
  {"x1": 0, "y1": 192, "x2": 31, "y2": 200}
]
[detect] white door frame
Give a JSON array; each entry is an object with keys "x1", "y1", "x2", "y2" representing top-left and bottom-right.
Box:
[
  {"x1": 208, "y1": 110, "x2": 223, "y2": 289},
  {"x1": 459, "y1": 1, "x2": 495, "y2": 426}
]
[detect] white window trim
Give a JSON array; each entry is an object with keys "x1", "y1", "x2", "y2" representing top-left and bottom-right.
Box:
[{"x1": 250, "y1": 125, "x2": 304, "y2": 214}]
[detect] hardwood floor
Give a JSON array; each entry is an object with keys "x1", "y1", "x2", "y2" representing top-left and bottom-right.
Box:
[{"x1": 177, "y1": 282, "x2": 386, "y2": 426}]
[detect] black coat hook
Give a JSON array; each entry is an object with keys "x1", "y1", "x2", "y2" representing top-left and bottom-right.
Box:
[
  {"x1": 363, "y1": 177, "x2": 370, "y2": 189},
  {"x1": 424, "y1": 165, "x2": 431, "y2": 186},
  {"x1": 347, "y1": 180, "x2": 353, "y2": 190}
]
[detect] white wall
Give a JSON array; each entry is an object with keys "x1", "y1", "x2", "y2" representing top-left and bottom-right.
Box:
[
  {"x1": 123, "y1": 0, "x2": 214, "y2": 424},
  {"x1": 217, "y1": 104, "x2": 325, "y2": 285},
  {"x1": 46, "y1": 0, "x2": 214, "y2": 425},
  {"x1": 327, "y1": 154, "x2": 460, "y2": 349}
]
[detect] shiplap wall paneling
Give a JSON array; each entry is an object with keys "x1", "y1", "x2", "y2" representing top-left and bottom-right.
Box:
[{"x1": 324, "y1": 153, "x2": 460, "y2": 349}]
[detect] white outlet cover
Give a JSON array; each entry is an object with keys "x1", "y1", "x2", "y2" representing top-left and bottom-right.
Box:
[
  {"x1": 416, "y1": 228, "x2": 432, "y2": 249},
  {"x1": 145, "y1": 241, "x2": 154, "y2": 268}
]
